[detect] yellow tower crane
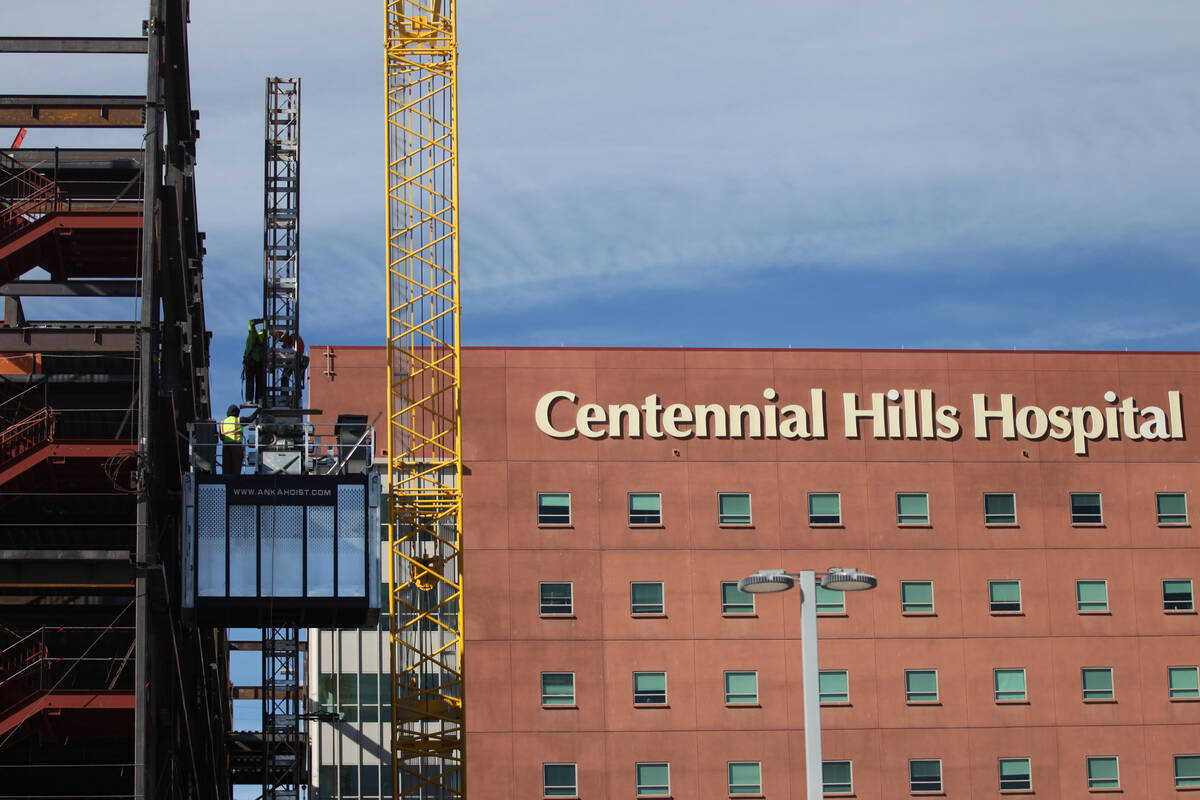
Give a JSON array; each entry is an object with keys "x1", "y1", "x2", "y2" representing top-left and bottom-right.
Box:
[{"x1": 384, "y1": 2, "x2": 464, "y2": 799}]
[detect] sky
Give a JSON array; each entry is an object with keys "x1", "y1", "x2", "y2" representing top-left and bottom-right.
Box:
[{"x1": 7, "y1": 1, "x2": 1200, "y2": 407}]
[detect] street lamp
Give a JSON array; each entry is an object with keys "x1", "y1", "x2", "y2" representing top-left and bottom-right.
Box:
[{"x1": 736, "y1": 568, "x2": 877, "y2": 800}]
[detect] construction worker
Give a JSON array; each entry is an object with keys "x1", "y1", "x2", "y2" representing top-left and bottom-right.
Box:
[
  {"x1": 219, "y1": 405, "x2": 244, "y2": 475},
  {"x1": 277, "y1": 330, "x2": 309, "y2": 391},
  {"x1": 243, "y1": 318, "x2": 266, "y2": 405}
]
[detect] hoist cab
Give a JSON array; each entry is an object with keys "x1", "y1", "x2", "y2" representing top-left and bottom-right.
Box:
[{"x1": 182, "y1": 414, "x2": 381, "y2": 627}]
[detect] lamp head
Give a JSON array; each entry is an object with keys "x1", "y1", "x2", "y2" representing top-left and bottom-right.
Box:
[
  {"x1": 821, "y1": 567, "x2": 877, "y2": 592},
  {"x1": 736, "y1": 569, "x2": 795, "y2": 594}
]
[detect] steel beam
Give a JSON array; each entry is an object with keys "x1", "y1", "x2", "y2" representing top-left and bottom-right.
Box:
[
  {"x1": 0, "y1": 280, "x2": 140, "y2": 297},
  {"x1": 0, "y1": 95, "x2": 145, "y2": 128},
  {"x1": 0, "y1": 323, "x2": 137, "y2": 352},
  {"x1": 0, "y1": 37, "x2": 148, "y2": 54}
]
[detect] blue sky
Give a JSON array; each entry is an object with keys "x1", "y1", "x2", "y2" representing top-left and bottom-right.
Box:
[{"x1": 8, "y1": 1, "x2": 1200, "y2": 408}]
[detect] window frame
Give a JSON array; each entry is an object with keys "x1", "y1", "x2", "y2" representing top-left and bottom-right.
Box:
[
  {"x1": 909, "y1": 759, "x2": 942, "y2": 793},
  {"x1": 542, "y1": 762, "x2": 578, "y2": 798},
  {"x1": 721, "y1": 581, "x2": 756, "y2": 616},
  {"x1": 718, "y1": 492, "x2": 752, "y2": 526},
  {"x1": 630, "y1": 581, "x2": 666, "y2": 616},
  {"x1": 537, "y1": 492, "x2": 572, "y2": 526},
  {"x1": 808, "y1": 492, "x2": 842, "y2": 526},
  {"x1": 633, "y1": 671, "x2": 668, "y2": 706},
  {"x1": 727, "y1": 761, "x2": 762, "y2": 797},
  {"x1": 993, "y1": 668, "x2": 1028, "y2": 703},
  {"x1": 904, "y1": 669, "x2": 939, "y2": 704},
  {"x1": 819, "y1": 670, "x2": 849, "y2": 705},
  {"x1": 1163, "y1": 578, "x2": 1195, "y2": 612},
  {"x1": 1081, "y1": 667, "x2": 1115, "y2": 701},
  {"x1": 1176, "y1": 755, "x2": 1200, "y2": 789},
  {"x1": 896, "y1": 492, "x2": 931, "y2": 526},
  {"x1": 1157, "y1": 492, "x2": 1189, "y2": 526},
  {"x1": 540, "y1": 671, "x2": 576, "y2": 707},
  {"x1": 984, "y1": 492, "x2": 1018, "y2": 526},
  {"x1": 988, "y1": 579, "x2": 1023, "y2": 614},
  {"x1": 998, "y1": 757, "x2": 1032, "y2": 791},
  {"x1": 1086, "y1": 756, "x2": 1119, "y2": 791},
  {"x1": 1076, "y1": 579, "x2": 1109, "y2": 613},
  {"x1": 723, "y1": 670, "x2": 759, "y2": 706},
  {"x1": 822, "y1": 760, "x2": 853, "y2": 796},
  {"x1": 635, "y1": 762, "x2": 670, "y2": 798},
  {"x1": 1070, "y1": 492, "x2": 1103, "y2": 525},
  {"x1": 1168, "y1": 666, "x2": 1200, "y2": 701},
  {"x1": 538, "y1": 581, "x2": 574, "y2": 617},
  {"x1": 628, "y1": 492, "x2": 663, "y2": 526},
  {"x1": 900, "y1": 580, "x2": 935, "y2": 615}
]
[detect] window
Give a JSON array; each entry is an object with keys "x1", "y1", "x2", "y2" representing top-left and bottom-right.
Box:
[
  {"x1": 998, "y1": 758, "x2": 1032, "y2": 791},
  {"x1": 809, "y1": 492, "x2": 841, "y2": 525},
  {"x1": 1086, "y1": 756, "x2": 1119, "y2": 790},
  {"x1": 721, "y1": 582, "x2": 756, "y2": 615},
  {"x1": 1176, "y1": 756, "x2": 1200, "y2": 789},
  {"x1": 901, "y1": 581, "x2": 934, "y2": 614},
  {"x1": 360, "y1": 670, "x2": 379, "y2": 723},
  {"x1": 984, "y1": 492, "x2": 1017, "y2": 525},
  {"x1": 724, "y1": 671, "x2": 758, "y2": 705},
  {"x1": 629, "y1": 493, "x2": 662, "y2": 525},
  {"x1": 541, "y1": 672, "x2": 575, "y2": 706},
  {"x1": 1164, "y1": 579, "x2": 1195, "y2": 611},
  {"x1": 905, "y1": 670, "x2": 938, "y2": 703},
  {"x1": 994, "y1": 668, "x2": 1027, "y2": 702},
  {"x1": 537, "y1": 492, "x2": 571, "y2": 525},
  {"x1": 1158, "y1": 492, "x2": 1188, "y2": 525},
  {"x1": 1071, "y1": 492, "x2": 1103, "y2": 524},
  {"x1": 822, "y1": 760, "x2": 852, "y2": 795},
  {"x1": 897, "y1": 493, "x2": 930, "y2": 525},
  {"x1": 319, "y1": 672, "x2": 336, "y2": 716},
  {"x1": 819, "y1": 670, "x2": 849, "y2": 704},
  {"x1": 815, "y1": 584, "x2": 845, "y2": 615},
  {"x1": 339, "y1": 673, "x2": 358, "y2": 723},
  {"x1": 727, "y1": 762, "x2": 761, "y2": 796},
  {"x1": 718, "y1": 493, "x2": 752, "y2": 525},
  {"x1": 989, "y1": 580, "x2": 1022, "y2": 613},
  {"x1": 909, "y1": 760, "x2": 942, "y2": 793},
  {"x1": 1169, "y1": 667, "x2": 1200, "y2": 700},
  {"x1": 361, "y1": 765, "x2": 380, "y2": 798},
  {"x1": 633, "y1": 671, "x2": 667, "y2": 705},
  {"x1": 636, "y1": 763, "x2": 670, "y2": 797},
  {"x1": 319, "y1": 766, "x2": 337, "y2": 798},
  {"x1": 539, "y1": 582, "x2": 573, "y2": 616},
  {"x1": 339, "y1": 765, "x2": 358, "y2": 797},
  {"x1": 543, "y1": 763, "x2": 577, "y2": 798},
  {"x1": 631, "y1": 582, "x2": 665, "y2": 615},
  {"x1": 1081, "y1": 668, "x2": 1114, "y2": 701},
  {"x1": 1076, "y1": 580, "x2": 1109, "y2": 613}
]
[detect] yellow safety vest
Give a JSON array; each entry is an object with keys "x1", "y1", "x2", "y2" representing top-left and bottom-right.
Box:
[{"x1": 219, "y1": 415, "x2": 242, "y2": 443}]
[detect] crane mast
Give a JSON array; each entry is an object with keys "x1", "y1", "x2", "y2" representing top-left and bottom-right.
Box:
[{"x1": 384, "y1": 2, "x2": 465, "y2": 798}]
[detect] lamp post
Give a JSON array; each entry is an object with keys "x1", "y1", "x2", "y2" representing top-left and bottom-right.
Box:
[{"x1": 736, "y1": 568, "x2": 877, "y2": 800}]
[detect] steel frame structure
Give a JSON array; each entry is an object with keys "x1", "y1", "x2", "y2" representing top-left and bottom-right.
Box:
[{"x1": 384, "y1": 2, "x2": 464, "y2": 798}]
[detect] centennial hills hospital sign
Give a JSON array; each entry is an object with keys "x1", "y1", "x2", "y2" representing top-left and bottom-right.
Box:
[{"x1": 535, "y1": 388, "x2": 1185, "y2": 456}]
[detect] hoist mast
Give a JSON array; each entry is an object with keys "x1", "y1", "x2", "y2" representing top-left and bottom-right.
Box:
[{"x1": 384, "y1": 2, "x2": 465, "y2": 799}]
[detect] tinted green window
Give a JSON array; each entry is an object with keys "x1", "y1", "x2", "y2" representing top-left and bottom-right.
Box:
[
  {"x1": 537, "y1": 493, "x2": 571, "y2": 525},
  {"x1": 999, "y1": 758, "x2": 1031, "y2": 791},
  {"x1": 1176, "y1": 755, "x2": 1200, "y2": 788},
  {"x1": 359, "y1": 671, "x2": 379, "y2": 723},
  {"x1": 1071, "y1": 492, "x2": 1102, "y2": 524},
  {"x1": 815, "y1": 584, "x2": 845, "y2": 615},
  {"x1": 636, "y1": 762, "x2": 670, "y2": 797},
  {"x1": 629, "y1": 493, "x2": 662, "y2": 525},
  {"x1": 994, "y1": 669, "x2": 1027, "y2": 702},
  {"x1": 1087, "y1": 756, "x2": 1119, "y2": 789},
  {"x1": 543, "y1": 763, "x2": 577, "y2": 797},
  {"x1": 339, "y1": 766, "x2": 358, "y2": 797},
  {"x1": 1082, "y1": 668, "x2": 1114, "y2": 700},
  {"x1": 718, "y1": 493, "x2": 751, "y2": 525},
  {"x1": 901, "y1": 581, "x2": 934, "y2": 613},
  {"x1": 539, "y1": 582, "x2": 573, "y2": 615},
  {"x1": 728, "y1": 762, "x2": 761, "y2": 795},
  {"x1": 1169, "y1": 667, "x2": 1200, "y2": 699},
  {"x1": 339, "y1": 673, "x2": 358, "y2": 723},
  {"x1": 1164, "y1": 579, "x2": 1194, "y2": 611},
  {"x1": 724, "y1": 671, "x2": 758, "y2": 704},
  {"x1": 905, "y1": 670, "x2": 938, "y2": 702},
  {"x1": 1158, "y1": 492, "x2": 1188, "y2": 525},
  {"x1": 631, "y1": 582, "x2": 664, "y2": 615},
  {"x1": 541, "y1": 672, "x2": 575, "y2": 706},
  {"x1": 1076, "y1": 580, "x2": 1109, "y2": 612},
  {"x1": 989, "y1": 580, "x2": 1022, "y2": 612},
  {"x1": 319, "y1": 766, "x2": 338, "y2": 798},
  {"x1": 823, "y1": 760, "x2": 852, "y2": 794},
  {"x1": 897, "y1": 493, "x2": 929, "y2": 525},
  {"x1": 984, "y1": 492, "x2": 1017, "y2": 524},
  {"x1": 909, "y1": 760, "x2": 942, "y2": 792},
  {"x1": 360, "y1": 765, "x2": 380, "y2": 799},
  {"x1": 633, "y1": 671, "x2": 667, "y2": 705},
  {"x1": 380, "y1": 673, "x2": 392, "y2": 723},
  {"x1": 721, "y1": 582, "x2": 755, "y2": 615},
  {"x1": 808, "y1": 493, "x2": 841, "y2": 524},
  {"x1": 819, "y1": 670, "x2": 849, "y2": 704},
  {"x1": 319, "y1": 672, "x2": 337, "y2": 713}
]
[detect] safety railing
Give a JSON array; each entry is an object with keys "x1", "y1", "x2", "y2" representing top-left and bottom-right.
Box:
[
  {"x1": 0, "y1": 151, "x2": 60, "y2": 241},
  {"x1": 0, "y1": 406, "x2": 55, "y2": 468},
  {"x1": 0, "y1": 626, "x2": 135, "y2": 719},
  {"x1": 188, "y1": 419, "x2": 375, "y2": 476}
]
